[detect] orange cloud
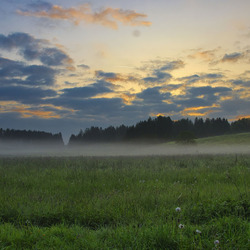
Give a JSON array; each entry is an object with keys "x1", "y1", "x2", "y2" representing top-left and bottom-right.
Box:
[
  {"x1": 150, "y1": 112, "x2": 174, "y2": 117},
  {"x1": 188, "y1": 49, "x2": 218, "y2": 61},
  {"x1": 12, "y1": 108, "x2": 61, "y2": 119},
  {"x1": 220, "y1": 96, "x2": 233, "y2": 101},
  {"x1": 40, "y1": 104, "x2": 76, "y2": 113},
  {"x1": 18, "y1": 4, "x2": 151, "y2": 29},
  {"x1": 234, "y1": 114, "x2": 250, "y2": 120},
  {"x1": 94, "y1": 71, "x2": 140, "y2": 90},
  {"x1": 183, "y1": 111, "x2": 214, "y2": 117},
  {"x1": 181, "y1": 105, "x2": 219, "y2": 117},
  {"x1": 182, "y1": 105, "x2": 219, "y2": 112},
  {"x1": 121, "y1": 94, "x2": 136, "y2": 105},
  {"x1": 0, "y1": 102, "x2": 76, "y2": 119},
  {"x1": 109, "y1": 75, "x2": 139, "y2": 84}
]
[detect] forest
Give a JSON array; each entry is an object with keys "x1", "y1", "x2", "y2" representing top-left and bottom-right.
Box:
[
  {"x1": 1, "y1": 116, "x2": 250, "y2": 145},
  {"x1": 0, "y1": 128, "x2": 63, "y2": 145},
  {"x1": 69, "y1": 116, "x2": 250, "y2": 145}
]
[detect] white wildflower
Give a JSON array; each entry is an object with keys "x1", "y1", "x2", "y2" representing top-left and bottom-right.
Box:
[
  {"x1": 178, "y1": 224, "x2": 184, "y2": 229},
  {"x1": 175, "y1": 207, "x2": 181, "y2": 212},
  {"x1": 195, "y1": 229, "x2": 201, "y2": 234},
  {"x1": 214, "y1": 240, "x2": 219, "y2": 245}
]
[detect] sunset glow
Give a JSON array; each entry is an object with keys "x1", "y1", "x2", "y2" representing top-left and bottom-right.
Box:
[{"x1": 0, "y1": 0, "x2": 250, "y2": 139}]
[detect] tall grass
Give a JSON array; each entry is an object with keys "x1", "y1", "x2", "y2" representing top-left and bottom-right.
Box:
[{"x1": 0, "y1": 155, "x2": 249, "y2": 249}]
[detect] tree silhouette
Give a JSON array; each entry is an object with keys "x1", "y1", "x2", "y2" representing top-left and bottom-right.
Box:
[{"x1": 0, "y1": 128, "x2": 63, "y2": 145}]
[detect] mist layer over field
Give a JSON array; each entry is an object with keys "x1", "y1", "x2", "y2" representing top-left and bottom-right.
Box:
[
  {"x1": 67, "y1": 143, "x2": 250, "y2": 156},
  {"x1": 0, "y1": 141, "x2": 250, "y2": 156}
]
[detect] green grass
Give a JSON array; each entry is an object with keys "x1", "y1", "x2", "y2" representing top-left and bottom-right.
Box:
[
  {"x1": 195, "y1": 132, "x2": 250, "y2": 145},
  {"x1": 0, "y1": 155, "x2": 249, "y2": 249}
]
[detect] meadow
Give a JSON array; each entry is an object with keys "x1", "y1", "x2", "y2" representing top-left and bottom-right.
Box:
[
  {"x1": 0, "y1": 153, "x2": 249, "y2": 249},
  {"x1": 195, "y1": 132, "x2": 250, "y2": 145}
]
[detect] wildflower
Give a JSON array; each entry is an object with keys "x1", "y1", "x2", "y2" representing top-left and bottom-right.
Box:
[
  {"x1": 214, "y1": 240, "x2": 219, "y2": 245},
  {"x1": 178, "y1": 224, "x2": 184, "y2": 229},
  {"x1": 195, "y1": 229, "x2": 201, "y2": 234},
  {"x1": 25, "y1": 220, "x2": 31, "y2": 226},
  {"x1": 175, "y1": 207, "x2": 181, "y2": 212}
]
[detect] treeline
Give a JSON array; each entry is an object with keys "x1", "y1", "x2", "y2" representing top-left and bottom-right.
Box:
[
  {"x1": 1, "y1": 116, "x2": 249, "y2": 146},
  {"x1": 0, "y1": 128, "x2": 63, "y2": 145},
  {"x1": 69, "y1": 116, "x2": 250, "y2": 145}
]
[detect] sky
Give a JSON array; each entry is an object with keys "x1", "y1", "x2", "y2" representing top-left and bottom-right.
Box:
[{"x1": 0, "y1": 0, "x2": 250, "y2": 142}]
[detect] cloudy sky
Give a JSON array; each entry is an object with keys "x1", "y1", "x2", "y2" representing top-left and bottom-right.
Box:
[{"x1": 0, "y1": 0, "x2": 250, "y2": 141}]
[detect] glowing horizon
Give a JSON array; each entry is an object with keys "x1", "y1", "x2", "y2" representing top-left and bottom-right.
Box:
[{"x1": 0, "y1": 0, "x2": 250, "y2": 140}]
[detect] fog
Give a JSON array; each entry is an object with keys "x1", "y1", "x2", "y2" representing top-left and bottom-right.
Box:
[{"x1": 0, "y1": 141, "x2": 250, "y2": 157}]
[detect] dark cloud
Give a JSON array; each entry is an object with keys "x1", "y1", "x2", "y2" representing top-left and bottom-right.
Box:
[
  {"x1": 78, "y1": 64, "x2": 90, "y2": 70},
  {"x1": 23, "y1": 65, "x2": 56, "y2": 86},
  {"x1": 203, "y1": 73, "x2": 223, "y2": 79},
  {"x1": 95, "y1": 70, "x2": 118, "y2": 79},
  {"x1": 140, "y1": 59, "x2": 184, "y2": 74},
  {"x1": 188, "y1": 86, "x2": 231, "y2": 96},
  {"x1": 50, "y1": 96, "x2": 124, "y2": 116},
  {"x1": 61, "y1": 81, "x2": 113, "y2": 99},
  {"x1": 176, "y1": 86, "x2": 232, "y2": 108},
  {"x1": 176, "y1": 98, "x2": 210, "y2": 107},
  {"x1": 178, "y1": 74, "x2": 200, "y2": 84},
  {"x1": 0, "y1": 32, "x2": 35, "y2": 50},
  {"x1": 0, "y1": 57, "x2": 24, "y2": 78},
  {"x1": 126, "y1": 86, "x2": 180, "y2": 116},
  {"x1": 221, "y1": 52, "x2": 244, "y2": 63},
  {"x1": 95, "y1": 70, "x2": 139, "y2": 86},
  {"x1": 220, "y1": 98, "x2": 250, "y2": 115},
  {"x1": 231, "y1": 79, "x2": 250, "y2": 87},
  {"x1": 136, "y1": 87, "x2": 171, "y2": 104},
  {"x1": 48, "y1": 85, "x2": 179, "y2": 123},
  {"x1": 39, "y1": 48, "x2": 71, "y2": 66},
  {"x1": 161, "y1": 84, "x2": 182, "y2": 91},
  {"x1": 143, "y1": 71, "x2": 172, "y2": 84},
  {"x1": 178, "y1": 73, "x2": 224, "y2": 85},
  {"x1": 0, "y1": 32, "x2": 73, "y2": 67},
  {"x1": 159, "y1": 60, "x2": 185, "y2": 71},
  {"x1": 0, "y1": 85, "x2": 57, "y2": 104},
  {"x1": 128, "y1": 101, "x2": 178, "y2": 116},
  {"x1": 96, "y1": 71, "x2": 117, "y2": 79},
  {"x1": 0, "y1": 56, "x2": 56, "y2": 86},
  {"x1": 47, "y1": 82, "x2": 232, "y2": 127},
  {"x1": 137, "y1": 59, "x2": 185, "y2": 86},
  {"x1": 80, "y1": 98, "x2": 124, "y2": 117}
]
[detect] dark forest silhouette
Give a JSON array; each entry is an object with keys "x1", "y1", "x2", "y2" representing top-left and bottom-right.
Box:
[
  {"x1": 69, "y1": 116, "x2": 250, "y2": 145},
  {"x1": 1, "y1": 116, "x2": 250, "y2": 146},
  {"x1": 0, "y1": 128, "x2": 63, "y2": 145}
]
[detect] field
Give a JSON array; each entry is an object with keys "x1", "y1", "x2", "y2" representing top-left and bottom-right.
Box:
[
  {"x1": 196, "y1": 132, "x2": 250, "y2": 145},
  {"x1": 0, "y1": 153, "x2": 249, "y2": 249}
]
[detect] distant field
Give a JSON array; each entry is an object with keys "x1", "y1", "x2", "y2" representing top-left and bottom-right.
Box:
[
  {"x1": 195, "y1": 132, "x2": 250, "y2": 145},
  {"x1": 0, "y1": 155, "x2": 249, "y2": 249}
]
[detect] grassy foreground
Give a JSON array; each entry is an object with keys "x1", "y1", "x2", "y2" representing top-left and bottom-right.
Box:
[{"x1": 0, "y1": 155, "x2": 249, "y2": 249}]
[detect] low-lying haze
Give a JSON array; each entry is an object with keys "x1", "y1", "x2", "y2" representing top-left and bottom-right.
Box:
[{"x1": 1, "y1": 142, "x2": 249, "y2": 157}]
